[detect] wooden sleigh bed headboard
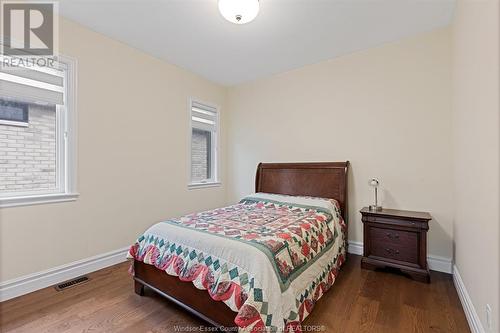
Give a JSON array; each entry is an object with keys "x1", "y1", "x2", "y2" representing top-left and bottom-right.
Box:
[{"x1": 255, "y1": 162, "x2": 350, "y2": 221}]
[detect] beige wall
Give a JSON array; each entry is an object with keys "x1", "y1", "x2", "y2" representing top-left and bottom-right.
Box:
[
  {"x1": 2, "y1": 14, "x2": 498, "y2": 333},
  {"x1": 0, "y1": 18, "x2": 228, "y2": 281},
  {"x1": 451, "y1": 0, "x2": 500, "y2": 331},
  {"x1": 226, "y1": 28, "x2": 454, "y2": 260}
]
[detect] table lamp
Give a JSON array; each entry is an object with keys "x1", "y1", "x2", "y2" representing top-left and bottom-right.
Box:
[{"x1": 369, "y1": 178, "x2": 382, "y2": 211}]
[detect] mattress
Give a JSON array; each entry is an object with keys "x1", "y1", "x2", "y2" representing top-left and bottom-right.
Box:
[{"x1": 127, "y1": 192, "x2": 347, "y2": 332}]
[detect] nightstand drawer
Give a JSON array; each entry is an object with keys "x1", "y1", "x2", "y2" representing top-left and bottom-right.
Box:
[
  {"x1": 362, "y1": 215, "x2": 428, "y2": 230},
  {"x1": 370, "y1": 227, "x2": 417, "y2": 246},
  {"x1": 369, "y1": 227, "x2": 418, "y2": 263}
]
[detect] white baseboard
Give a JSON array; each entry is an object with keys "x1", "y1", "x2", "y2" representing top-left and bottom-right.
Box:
[
  {"x1": 0, "y1": 241, "x2": 454, "y2": 302},
  {"x1": 453, "y1": 264, "x2": 485, "y2": 333},
  {"x1": 427, "y1": 254, "x2": 453, "y2": 274},
  {"x1": 347, "y1": 240, "x2": 453, "y2": 274},
  {"x1": 0, "y1": 246, "x2": 129, "y2": 302},
  {"x1": 347, "y1": 240, "x2": 364, "y2": 255}
]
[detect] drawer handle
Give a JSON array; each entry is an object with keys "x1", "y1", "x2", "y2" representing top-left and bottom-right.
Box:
[
  {"x1": 385, "y1": 248, "x2": 400, "y2": 255},
  {"x1": 386, "y1": 232, "x2": 400, "y2": 240}
]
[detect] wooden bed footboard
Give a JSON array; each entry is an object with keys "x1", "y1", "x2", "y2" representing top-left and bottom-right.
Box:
[{"x1": 134, "y1": 260, "x2": 238, "y2": 329}]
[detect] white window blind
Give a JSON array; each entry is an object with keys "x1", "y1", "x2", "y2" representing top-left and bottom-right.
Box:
[
  {"x1": 191, "y1": 101, "x2": 217, "y2": 132},
  {"x1": 0, "y1": 56, "x2": 66, "y2": 105}
]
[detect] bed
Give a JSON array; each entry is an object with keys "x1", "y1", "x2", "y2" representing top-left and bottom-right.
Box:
[{"x1": 128, "y1": 162, "x2": 349, "y2": 332}]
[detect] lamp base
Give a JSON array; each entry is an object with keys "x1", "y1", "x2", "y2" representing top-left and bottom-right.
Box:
[{"x1": 369, "y1": 205, "x2": 383, "y2": 211}]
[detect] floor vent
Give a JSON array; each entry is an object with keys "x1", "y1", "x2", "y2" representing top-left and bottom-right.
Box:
[{"x1": 55, "y1": 276, "x2": 90, "y2": 291}]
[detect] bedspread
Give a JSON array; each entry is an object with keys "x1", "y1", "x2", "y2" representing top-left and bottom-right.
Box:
[{"x1": 128, "y1": 193, "x2": 346, "y2": 333}]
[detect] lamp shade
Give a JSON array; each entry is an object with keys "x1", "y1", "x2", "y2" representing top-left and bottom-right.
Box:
[{"x1": 218, "y1": 0, "x2": 260, "y2": 24}]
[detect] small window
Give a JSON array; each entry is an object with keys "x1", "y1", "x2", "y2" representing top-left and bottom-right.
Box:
[
  {"x1": 189, "y1": 100, "x2": 219, "y2": 187},
  {"x1": 0, "y1": 100, "x2": 29, "y2": 126}
]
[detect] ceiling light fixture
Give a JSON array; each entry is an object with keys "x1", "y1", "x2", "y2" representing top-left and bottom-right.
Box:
[{"x1": 218, "y1": 0, "x2": 260, "y2": 24}]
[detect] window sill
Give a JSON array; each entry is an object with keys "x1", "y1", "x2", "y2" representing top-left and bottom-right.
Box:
[
  {"x1": 0, "y1": 192, "x2": 79, "y2": 208},
  {"x1": 0, "y1": 120, "x2": 29, "y2": 127},
  {"x1": 188, "y1": 182, "x2": 222, "y2": 190}
]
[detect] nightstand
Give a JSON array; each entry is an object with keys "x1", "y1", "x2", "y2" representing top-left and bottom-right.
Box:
[{"x1": 360, "y1": 207, "x2": 432, "y2": 283}]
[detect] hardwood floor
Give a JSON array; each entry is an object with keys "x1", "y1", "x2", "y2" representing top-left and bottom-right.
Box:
[{"x1": 0, "y1": 255, "x2": 470, "y2": 333}]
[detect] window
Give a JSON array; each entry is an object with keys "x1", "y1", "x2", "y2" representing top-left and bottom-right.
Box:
[
  {"x1": 0, "y1": 56, "x2": 77, "y2": 207},
  {"x1": 189, "y1": 100, "x2": 219, "y2": 188},
  {"x1": 0, "y1": 100, "x2": 29, "y2": 126}
]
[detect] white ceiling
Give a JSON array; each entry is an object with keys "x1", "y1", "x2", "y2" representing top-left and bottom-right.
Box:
[{"x1": 59, "y1": 0, "x2": 455, "y2": 86}]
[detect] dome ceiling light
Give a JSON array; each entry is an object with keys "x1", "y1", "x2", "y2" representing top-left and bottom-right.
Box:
[{"x1": 218, "y1": 0, "x2": 260, "y2": 24}]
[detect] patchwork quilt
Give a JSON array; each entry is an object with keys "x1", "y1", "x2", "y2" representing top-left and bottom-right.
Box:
[{"x1": 128, "y1": 193, "x2": 346, "y2": 333}]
